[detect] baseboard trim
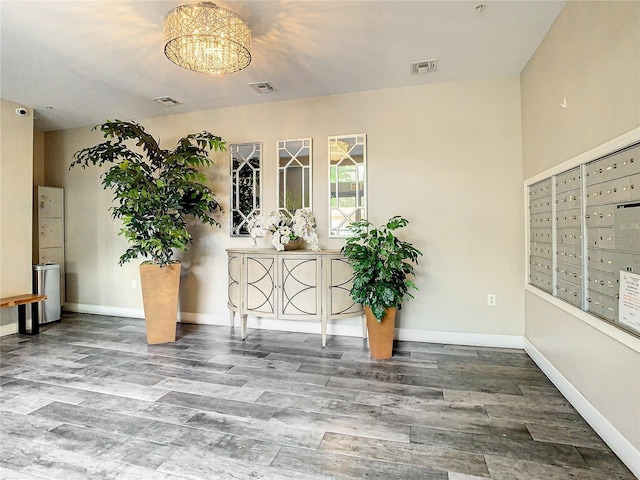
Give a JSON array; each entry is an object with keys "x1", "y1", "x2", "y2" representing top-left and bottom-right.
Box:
[
  {"x1": 62, "y1": 305, "x2": 366, "y2": 337},
  {"x1": 180, "y1": 311, "x2": 367, "y2": 338},
  {"x1": 64, "y1": 303, "x2": 144, "y2": 319},
  {"x1": 396, "y1": 328, "x2": 524, "y2": 349},
  {"x1": 524, "y1": 338, "x2": 640, "y2": 478},
  {"x1": 62, "y1": 304, "x2": 523, "y2": 348}
]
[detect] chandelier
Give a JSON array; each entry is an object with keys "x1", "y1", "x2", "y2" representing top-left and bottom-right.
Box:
[{"x1": 164, "y1": 2, "x2": 251, "y2": 75}]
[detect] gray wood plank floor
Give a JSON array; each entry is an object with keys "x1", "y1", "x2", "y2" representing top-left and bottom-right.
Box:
[{"x1": 0, "y1": 313, "x2": 634, "y2": 480}]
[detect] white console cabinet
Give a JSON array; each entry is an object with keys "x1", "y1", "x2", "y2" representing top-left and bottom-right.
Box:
[{"x1": 226, "y1": 249, "x2": 364, "y2": 346}]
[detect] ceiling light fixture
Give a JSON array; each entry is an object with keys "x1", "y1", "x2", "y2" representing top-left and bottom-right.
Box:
[{"x1": 163, "y1": 2, "x2": 251, "y2": 75}]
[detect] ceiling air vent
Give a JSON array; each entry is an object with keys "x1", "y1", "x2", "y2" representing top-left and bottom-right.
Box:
[
  {"x1": 249, "y1": 81, "x2": 276, "y2": 93},
  {"x1": 410, "y1": 59, "x2": 438, "y2": 74},
  {"x1": 153, "y1": 96, "x2": 182, "y2": 106}
]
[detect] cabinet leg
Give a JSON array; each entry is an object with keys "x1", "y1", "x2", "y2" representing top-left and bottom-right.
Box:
[
  {"x1": 361, "y1": 314, "x2": 367, "y2": 339},
  {"x1": 241, "y1": 314, "x2": 247, "y2": 340},
  {"x1": 229, "y1": 310, "x2": 235, "y2": 328},
  {"x1": 321, "y1": 319, "x2": 327, "y2": 347}
]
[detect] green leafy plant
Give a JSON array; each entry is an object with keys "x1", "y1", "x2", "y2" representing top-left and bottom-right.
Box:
[
  {"x1": 71, "y1": 120, "x2": 226, "y2": 266},
  {"x1": 341, "y1": 216, "x2": 423, "y2": 321}
]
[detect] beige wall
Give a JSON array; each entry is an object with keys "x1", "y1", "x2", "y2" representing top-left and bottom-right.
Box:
[
  {"x1": 46, "y1": 76, "x2": 525, "y2": 338},
  {"x1": 32, "y1": 130, "x2": 45, "y2": 264},
  {"x1": 33, "y1": 130, "x2": 45, "y2": 187},
  {"x1": 0, "y1": 99, "x2": 34, "y2": 331},
  {"x1": 522, "y1": 1, "x2": 640, "y2": 178},
  {"x1": 521, "y1": 1, "x2": 640, "y2": 450}
]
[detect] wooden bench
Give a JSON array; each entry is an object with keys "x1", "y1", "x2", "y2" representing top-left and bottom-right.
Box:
[{"x1": 0, "y1": 294, "x2": 47, "y2": 335}]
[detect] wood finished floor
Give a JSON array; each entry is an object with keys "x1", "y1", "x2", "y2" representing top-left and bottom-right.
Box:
[{"x1": 0, "y1": 313, "x2": 634, "y2": 480}]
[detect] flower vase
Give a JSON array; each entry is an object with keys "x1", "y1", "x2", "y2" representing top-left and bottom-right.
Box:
[{"x1": 283, "y1": 238, "x2": 303, "y2": 251}]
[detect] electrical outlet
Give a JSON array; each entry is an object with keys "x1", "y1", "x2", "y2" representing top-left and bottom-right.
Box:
[
  {"x1": 131, "y1": 280, "x2": 137, "y2": 289},
  {"x1": 487, "y1": 294, "x2": 496, "y2": 306}
]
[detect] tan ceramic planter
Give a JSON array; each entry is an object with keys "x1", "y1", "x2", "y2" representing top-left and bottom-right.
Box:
[
  {"x1": 139, "y1": 263, "x2": 180, "y2": 344},
  {"x1": 365, "y1": 305, "x2": 396, "y2": 359}
]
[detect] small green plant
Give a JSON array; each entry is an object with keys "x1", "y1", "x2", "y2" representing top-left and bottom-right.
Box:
[
  {"x1": 70, "y1": 120, "x2": 226, "y2": 266},
  {"x1": 341, "y1": 216, "x2": 423, "y2": 321}
]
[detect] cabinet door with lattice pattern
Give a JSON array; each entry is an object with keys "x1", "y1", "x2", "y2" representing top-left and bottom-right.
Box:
[
  {"x1": 326, "y1": 255, "x2": 362, "y2": 318},
  {"x1": 279, "y1": 255, "x2": 321, "y2": 320},
  {"x1": 227, "y1": 252, "x2": 242, "y2": 311},
  {"x1": 245, "y1": 254, "x2": 276, "y2": 316}
]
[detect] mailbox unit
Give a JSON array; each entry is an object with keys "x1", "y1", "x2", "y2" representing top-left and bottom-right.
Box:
[
  {"x1": 527, "y1": 142, "x2": 640, "y2": 336},
  {"x1": 555, "y1": 167, "x2": 583, "y2": 307},
  {"x1": 528, "y1": 178, "x2": 553, "y2": 293}
]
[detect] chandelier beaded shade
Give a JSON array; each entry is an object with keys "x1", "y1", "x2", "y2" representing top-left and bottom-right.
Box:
[{"x1": 164, "y1": 2, "x2": 251, "y2": 75}]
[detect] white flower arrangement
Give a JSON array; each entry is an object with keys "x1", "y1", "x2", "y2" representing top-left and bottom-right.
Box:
[{"x1": 247, "y1": 209, "x2": 320, "y2": 251}]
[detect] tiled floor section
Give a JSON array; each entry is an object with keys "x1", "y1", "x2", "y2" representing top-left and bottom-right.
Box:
[{"x1": 0, "y1": 313, "x2": 635, "y2": 479}]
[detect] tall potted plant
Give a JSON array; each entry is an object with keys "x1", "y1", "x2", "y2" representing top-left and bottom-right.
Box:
[
  {"x1": 71, "y1": 120, "x2": 225, "y2": 344},
  {"x1": 341, "y1": 216, "x2": 422, "y2": 359}
]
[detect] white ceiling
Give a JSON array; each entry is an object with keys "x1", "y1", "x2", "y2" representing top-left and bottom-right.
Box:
[{"x1": 1, "y1": 0, "x2": 565, "y2": 132}]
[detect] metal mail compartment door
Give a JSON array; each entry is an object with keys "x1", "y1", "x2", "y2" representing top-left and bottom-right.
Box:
[{"x1": 614, "y1": 204, "x2": 640, "y2": 254}]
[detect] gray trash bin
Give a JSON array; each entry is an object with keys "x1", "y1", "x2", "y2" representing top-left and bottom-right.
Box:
[{"x1": 33, "y1": 264, "x2": 61, "y2": 324}]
